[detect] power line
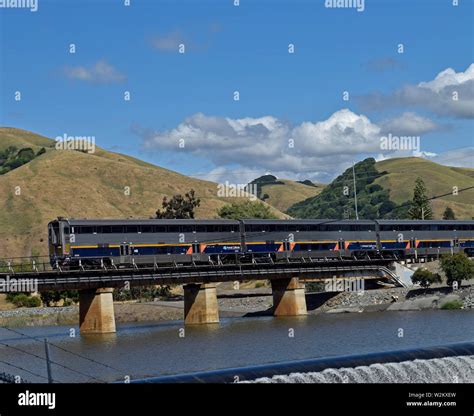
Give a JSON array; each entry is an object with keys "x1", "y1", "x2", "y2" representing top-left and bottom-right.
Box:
[
  {"x1": 0, "y1": 341, "x2": 105, "y2": 383},
  {"x1": 1, "y1": 326, "x2": 125, "y2": 375},
  {"x1": 0, "y1": 359, "x2": 48, "y2": 382}
]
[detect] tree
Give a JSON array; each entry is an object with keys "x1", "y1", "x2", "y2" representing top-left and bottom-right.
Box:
[
  {"x1": 411, "y1": 268, "x2": 442, "y2": 289},
  {"x1": 408, "y1": 177, "x2": 433, "y2": 220},
  {"x1": 443, "y1": 206, "x2": 456, "y2": 220},
  {"x1": 217, "y1": 200, "x2": 277, "y2": 219},
  {"x1": 155, "y1": 189, "x2": 201, "y2": 219},
  {"x1": 440, "y1": 252, "x2": 474, "y2": 289}
]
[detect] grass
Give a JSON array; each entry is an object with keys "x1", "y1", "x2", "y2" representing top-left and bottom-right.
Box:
[
  {"x1": 440, "y1": 300, "x2": 464, "y2": 310},
  {"x1": 260, "y1": 179, "x2": 324, "y2": 212}
]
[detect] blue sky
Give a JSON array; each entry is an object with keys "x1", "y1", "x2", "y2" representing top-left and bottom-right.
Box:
[{"x1": 1, "y1": 0, "x2": 473, "y2": 183}]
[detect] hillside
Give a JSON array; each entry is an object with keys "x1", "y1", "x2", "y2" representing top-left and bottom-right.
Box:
[
  {"x1": 246, "y1": 174, "x2": 324, "y2": 212},
  {"x1": 0, "y1": 128, "x2": 286, "y2": 258},
  {"x1": 287, "y1": 157, "x2": 474, "y2": 220},
  {"x1": 374, "y1": 158, "x2": 474, "y2": 219}
]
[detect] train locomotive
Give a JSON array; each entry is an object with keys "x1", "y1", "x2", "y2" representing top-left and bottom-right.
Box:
[{"x1": 48, "y1": 218, "x2": 474, "y2": 269}]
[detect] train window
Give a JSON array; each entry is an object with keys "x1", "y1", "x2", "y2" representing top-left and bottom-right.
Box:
[
  {"x1": 125, "y1": 225, "x2": 138, "y2": 233},
  {"x1": 181, "y1": 225, "x2": 195, "y2": 233},
  {"x1": 140, "y1": 225, "x2": 153, "y2": 233},
  {"x1": 111, "y1": 225, "x2": 123, "y2": 233},
  {"x1": 78, "y1": 226, "x2": 94, "y2": 234},
  {"x1": 167, "y1": 225, "x2": 180, "y2": 233},
  {"x1": 154, "y1": 225, "x2": 166, "y2": 233},
  {"x1": 97, "y1": 226, "x2": 112, "y2": 233},
  {"x1": 195, "y1": 225, "x2": 207, "y2": 233},
  {"x1": 64, "y1": 227, "x2": 70, "y2": 235}
]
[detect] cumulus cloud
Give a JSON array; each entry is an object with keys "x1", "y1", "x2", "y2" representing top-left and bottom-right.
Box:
[
  {"x1": 63, "y1": 60, "x2": 126, "y2": 84},
  {"x1": 135, "y1": 109, "x2": 441, "y2": 182},
  {"x1": 357, "y1": 64, "x2": 474, "y2": 118},
  {"x1": 380, "y1": 112, "x2": 442, "y2": 136}
]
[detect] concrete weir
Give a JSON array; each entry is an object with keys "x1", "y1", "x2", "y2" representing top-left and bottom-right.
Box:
[
  {"x1": 79, "y1": 288, "x2": 116, "y2": 334},
  {"x1": 184, "y1": 283, "x2": 220, "y2": 324},
  {"x1": 271, "y1": 277, "x2": 307, "y2": 316}
]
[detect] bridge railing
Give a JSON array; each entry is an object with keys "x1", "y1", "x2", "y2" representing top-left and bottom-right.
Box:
[{"x1": 0, "y1": 256, "x2": 54, "y2": 274}]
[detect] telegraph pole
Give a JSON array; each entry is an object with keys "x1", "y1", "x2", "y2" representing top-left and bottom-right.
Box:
[
  {"x1": 44, "y1": 338, "x2": 53, "y2": 383},
  {"x1": 353, "y1": 162, "x2": 359, "y2": 220}
]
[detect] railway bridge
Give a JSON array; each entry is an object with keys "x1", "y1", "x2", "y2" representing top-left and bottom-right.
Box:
[{"x1": 0, "y1": 257, "x2": 403, "y2": 334}]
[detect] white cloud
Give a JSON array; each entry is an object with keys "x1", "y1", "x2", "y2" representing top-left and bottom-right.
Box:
[
  {"x1": 358, "y1": 64, "x2": 474, "y2": 118},
  {"x1": 137, "y1": 109, "x2": 443, "y2": 182},
  {"x1": 150, "y1": 31, "x2": 184, "y2": 51},
  {"x1": 430, "y1": 147, "x2": 474, "y2": 168},
  {"x1": 380, "y1": 112, "x2": 441, "y2": 135},
  {"x1": 63, "y1": 60, "x2": 126, "y2": 84}
]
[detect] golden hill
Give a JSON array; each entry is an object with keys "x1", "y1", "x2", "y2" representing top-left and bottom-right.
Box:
[
  {"x1": 259, "y1": 179, "x2": 324, "y2": 212},
  {"x1": 375, "y1": 157, "x2": 474, "y2": 219},
  {"x1": 0, "y1": 128, "x2": 286, "y2": 258}
]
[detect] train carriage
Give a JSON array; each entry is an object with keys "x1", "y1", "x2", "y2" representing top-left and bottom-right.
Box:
[{"x1": 48, "y1": 218, "x2": 241, "y2": 268}]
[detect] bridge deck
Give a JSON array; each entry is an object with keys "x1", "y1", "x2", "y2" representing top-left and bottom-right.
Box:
[{"x1": 0, "y1": 259, "x2": 396, "y2": 291}]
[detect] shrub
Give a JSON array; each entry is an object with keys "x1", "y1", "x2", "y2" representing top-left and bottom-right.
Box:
[
  {"x1": 411, "y1": 268, "x2": 442, "y2": 288},
  {"x1": 6, "y1": 293, "x2": 41, "y2": 308},
  {"x1": 440, "y1": 253, "x2": 474, "y2": 289},
  {"x1": 441, "y1": 300, "x2": 463, "y2": 310}
]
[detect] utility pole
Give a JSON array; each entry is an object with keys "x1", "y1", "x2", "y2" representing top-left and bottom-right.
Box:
[
  {"x1": 422, "y1": 207, "x2": 425, "y2": 221},
  {"x1": 44, "y1": 338, "x2": 53, "y2": 384},
  {"x1": 352, "y1": 162, "x2": 359, "y2": 220}
]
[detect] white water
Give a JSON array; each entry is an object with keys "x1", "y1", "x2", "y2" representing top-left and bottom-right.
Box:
[{"x1": 246, "y1": 355, "x2": 474, "y2": 383}]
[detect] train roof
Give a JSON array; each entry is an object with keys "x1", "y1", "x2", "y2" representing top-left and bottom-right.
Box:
[
  {"x1": 56, "y1": 218, "x2": 240, "y2": 225},
  {"x1": 240, "y1": 219, "x2": 375, "y2": 224},
  {"x1": 376, "y1": 220, "x2": 474, "y2": 224}
]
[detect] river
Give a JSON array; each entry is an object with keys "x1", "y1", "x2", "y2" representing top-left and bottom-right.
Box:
[{"x1": 0, "y1": 310, "x2": 473, "y2": 383}]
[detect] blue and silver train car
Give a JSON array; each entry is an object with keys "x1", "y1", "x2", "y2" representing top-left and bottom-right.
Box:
[{"x1": 48, "y1": 218, "x2": 241, "y2": 267}]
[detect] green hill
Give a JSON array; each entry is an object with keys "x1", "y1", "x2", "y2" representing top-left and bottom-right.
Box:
[
  {"x1": 0, "y1": 128, "x2": 286, "y2": 258},
  {"x1": 287, "y1": 157, "x2": 474, "y2": 220}
]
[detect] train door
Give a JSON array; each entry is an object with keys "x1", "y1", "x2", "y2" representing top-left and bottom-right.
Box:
[
  {"x1": 192, "y1": 243, "x2": 201, "y2": 253},
  {"x1": 120, "y1": 243, "x2": 131, "y2": 264}
]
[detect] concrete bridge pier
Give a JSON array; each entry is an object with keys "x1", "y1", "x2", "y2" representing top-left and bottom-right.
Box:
[
  {"x1": 184, "y1": 283, "x2": 219, "y2": 325},
  {"x1": 79, "y1": 288, "x2": 116, "y2": 334},
  {"x1": 271, "y1": 278, "x2": 307, "y2": 316}
]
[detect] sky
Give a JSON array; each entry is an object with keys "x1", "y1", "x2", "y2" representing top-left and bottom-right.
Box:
[{"x1": 0, "y1": 0, "x2": 473, "y2": 185}]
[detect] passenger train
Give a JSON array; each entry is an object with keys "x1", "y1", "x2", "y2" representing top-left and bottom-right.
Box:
[{"x1": 48, "y1": 218, "x2": 474, "y2": 268}]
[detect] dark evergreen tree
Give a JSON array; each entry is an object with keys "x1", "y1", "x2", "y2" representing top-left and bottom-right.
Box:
[
  {"x1": 408, "y1": 177, "x2": 433, "y2": 220},
  {"x1": 155, "y1": 189, "x2": 201, "y2": 219},
  {"x1": 442, "y1": 206, "x2": 456, "y2": 220}
]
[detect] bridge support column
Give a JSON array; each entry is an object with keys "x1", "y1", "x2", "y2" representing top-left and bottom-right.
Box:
[
  {"x1": 271, "y1": 278, "x2": 307, "y2": 316},
  {"x1": 79, "y1": 288, "x2": 116, "y2": 334},
  {"x1": 184, "y1": 283, "x2": 219, "y2": 325}
]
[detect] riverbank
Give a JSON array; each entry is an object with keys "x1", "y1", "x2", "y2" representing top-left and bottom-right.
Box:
[{"x1": 0, "y1": 283, "x2": 472, "y2": 328}]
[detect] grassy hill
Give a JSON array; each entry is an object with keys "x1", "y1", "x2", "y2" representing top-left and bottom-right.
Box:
[
  {"x1": 246, "y1": 174, "x2": 324, "y2": 212},
  {"x1": 287, "y1": 157, "x2": 474, "y2": 220},
  {"x1": 374, "y1": 157, "x2": 474, "y2": 219},
  {"x1": 0, "y1": 128, "x2": 286, "y2": 258}
]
